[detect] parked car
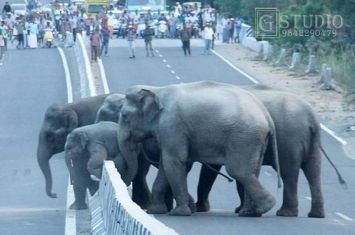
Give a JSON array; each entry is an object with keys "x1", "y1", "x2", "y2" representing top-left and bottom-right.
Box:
[
  {"x1": 11, "y1": 4, "x2": 27, "y2": 16},
  {"x1": 41, "y1": 3, "x2": 52, "y2": 12}
]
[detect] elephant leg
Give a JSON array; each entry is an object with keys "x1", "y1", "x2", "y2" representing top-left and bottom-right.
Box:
[
  {"x1": 276, "y1": 163, "x2": 300, "y2": 217},
  {"x1": 70, "y1": 157, "x2": 89, "y2": 210},
  {"x1": 147, "y1": 161, "x2": 170, "y2": 214},
  {"x1": 87, "y1": 177, "x2": 99, "y2": 196},
  {"x1": 234, "y1": 180, "x2": 245, "y2": 213},
  {"x1": 301, "y1": 151, "x2": 325, "y2": 218},
  {"x1": 161, "y1": 144, "x2": 191, "y2": 216},
  {"x1": 195, "y1": 164, "x2": 221, "y2": 212},
  {"x1": 132, "y1": 154, "x2": 152, "y2": 209},
  {"x1": 226, "y1": 148, "x2": 275, "y2": 217}
]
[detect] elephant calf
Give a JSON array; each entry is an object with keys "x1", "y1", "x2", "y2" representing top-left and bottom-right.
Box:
[{"x1": 64, "y1": 121, "x2": 151, "y2": 210}]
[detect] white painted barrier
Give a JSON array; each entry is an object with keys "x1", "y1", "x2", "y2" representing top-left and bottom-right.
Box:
[
  {"x1": 90, "y1": 161, "x2": 179, "y2": 235},
  {"x1": 73, "y1": 33, "x2": 97, "y2": 98}
]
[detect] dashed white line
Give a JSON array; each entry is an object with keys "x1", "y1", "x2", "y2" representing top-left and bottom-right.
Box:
[
  {"x1": 335, "y1": 212, "x2": 353, "y2": 221},
  {"x1": 163, "y1": 59, "x2": 167, "y2": 62},
  {"x1": 175, "y1": 76, "x2": 180, "y2": 80},
  {"x1": 155, "y1": 50, "x2": 159, "y2": 53},
  {"x1": 171, "y1": 70, "x2": 175, "y2": 74},
  {"x1": 305, "y1": 197, "x2": 311, "y2": 201},
  {"x1": 159, "y1": 54, "x2": 163, "y2": 57},
  {"x1": 167, "y1": 64, "x2": 171, "y2": 68}
]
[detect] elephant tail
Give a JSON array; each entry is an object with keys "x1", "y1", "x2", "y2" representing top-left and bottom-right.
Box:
[
  {"x1": 269, "y1": 131, "x2": 282, "y2": 189},
  {"x1": 320, "y1": 144, "x2": 347, "y2": 189}
]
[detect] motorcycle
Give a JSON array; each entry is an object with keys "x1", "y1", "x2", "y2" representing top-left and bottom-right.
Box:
[
  {"x1": 192, "y1": 22, "x2": 200, "y2": 38},
  {"x1": 137, "y1": 21, "x2": 146, "y2": 38},
  {"x1": 158, "y1": 20, "x2": 167, "y2": 38},
  {"x1": 44, "y1": 28, "x2": 55, "y2": 48},
  {"x1": 119, "y1": 20, "x2": 127, "y2": 38}
]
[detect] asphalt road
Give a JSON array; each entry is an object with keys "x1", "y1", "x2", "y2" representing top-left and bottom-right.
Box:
[
  {"x1": 0, "y1": 48, "x2": 70, "y2": 235},
  {"x1": 101, "y1": 38, "x2": 355, "y2": 235}
]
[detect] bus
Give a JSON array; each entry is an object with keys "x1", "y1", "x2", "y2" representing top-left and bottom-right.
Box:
[
  {"x1": 85, "y1": 0, "x2": 110, "y2": 16},
  {"x1": 125, "y1": 0, "x2": 166, "y2": 13}
]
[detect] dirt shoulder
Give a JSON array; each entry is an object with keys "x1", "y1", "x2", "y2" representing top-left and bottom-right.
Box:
[{"x1": 214, "y1": 43, "x2": 355, "y2": 158}]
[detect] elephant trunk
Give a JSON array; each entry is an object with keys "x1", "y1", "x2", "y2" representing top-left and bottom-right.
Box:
[
  {"x1": 117, "y1": 129, "x2": 139, "y2": 186},
  {"x1": 37, "y1": 142, "x2": 57, "y2": 198},
  {"x1": 65, "y1": 151, "x2": 74, "y2": 185}
]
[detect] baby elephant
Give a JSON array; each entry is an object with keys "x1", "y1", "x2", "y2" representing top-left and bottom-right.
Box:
[{"x1": 64, "y1": 122, "x2": 135, "y2": 209}]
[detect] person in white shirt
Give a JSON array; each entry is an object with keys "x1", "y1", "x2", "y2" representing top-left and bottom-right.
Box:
[
  {"x1": 107, "y1": 11, "x2": 115, "y2": 38},
  {"x1": 202, "y1": 22, "x2": 214, "y2": 55}
]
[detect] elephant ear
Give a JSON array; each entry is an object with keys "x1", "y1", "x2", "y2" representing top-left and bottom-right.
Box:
[
  {"x1": 66, "y1": 108, "x2": 79, "y2": 132},
  {"x1": 139, "y1": 89, "x2": 163, "y2": 123},
  {"x1": 76, "y1": 131, "x2": 89, "y2": 149}
]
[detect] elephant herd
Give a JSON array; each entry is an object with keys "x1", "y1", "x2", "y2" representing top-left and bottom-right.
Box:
[{"x1": 37, "y1": 81, "x2": 346, "y2": 218}]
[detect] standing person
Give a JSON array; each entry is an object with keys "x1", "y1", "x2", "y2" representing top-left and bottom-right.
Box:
[
  {"x1": 234, "y1": 16, "x2": 243, "y2": 43},
  {"x1": 221, "y1": 14, "x2": 229, "y2": 43},
  {"x1": 0, "y1": 21, "x2": 7, "y2": 51},
  {"x1": 90, "y1": 29, "x2": 101, "y2": 62},
  {"x1": 100, "y1": 25, "x2": 109, "y2": 57},
  {"x1": 180, "y1": 23, "x2": 191, "y2": 56},
  {"x1": 85, "y1": 14, "x2": 93, "y2": 36},
  {"x1": 70, "y1": 13, "x2": 78, "y2": 42},
  {"x1": 169, "y1": 14, "x2": 177, "y2": 38},
  {"x1": 107, "y1": 11, "x2": 115, "y2": 38},
  {"x1": 143, "y1": 23, "x2": 154, "y2": 57},
  {"x1": 126, "y1": 23, "x2": 135, "y2": 59},
  {"x1": 62, "y1": 17, "x2": 72, "y2": 41},
  {"x1": 16, "y1": 20, "x2": 25, "y2": 49},
  {"x1": 202, "y1": 22, "x2": 213, "y2": 55},
  {"x1": 0, "y1": 31, "x2": 4, "y2": 60},
  {"x1": 28, "y1": 20, "x2": 38, "y2": 48},
  {"x1": 2, "y1": 2, "x2": 12, "y2": 18},
  {"x1": 228, "y1": 18, "x2": 235, "y2": 43}
]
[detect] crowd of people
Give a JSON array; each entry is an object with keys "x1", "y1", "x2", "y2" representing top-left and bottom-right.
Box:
[{"x1": 0, "y1": 1, "x2": 244, "y2": 61}]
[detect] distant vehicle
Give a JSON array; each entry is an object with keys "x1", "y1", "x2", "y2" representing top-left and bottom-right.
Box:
[
  {"x1": 11, "y1": 4, "x2": 27, "y2": 16},
  {"x1": 182, "y1": 2, "x2": 201, "y2": 13},
  {"x1": 111, "y1": 9, "x2": 123, "y2": 34},
  {"x1": 73, "y1": 0, "x2": 85, "y2": 11},
  {"x1": 85, "y1": 0, "x2": 110, "y2": 17},
  {"x1": 125, "y1": 0, "x2": 166, "y2": 13},
  {"x1": 41, "y1": 3, "x2": 52, "y2": 12}
]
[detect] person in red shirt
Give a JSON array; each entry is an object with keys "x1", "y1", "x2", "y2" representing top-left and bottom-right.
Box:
[{"x1": 90, "y1": 29, "x2": 101, "y2": 62}]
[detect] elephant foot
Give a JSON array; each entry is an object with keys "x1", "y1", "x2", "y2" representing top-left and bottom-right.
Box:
[
  {"x1": 308, "y1": 207, "x2": 325, "y2": 218},
  {"x1": 276, "y1": 206, "x2": 298, "y2": 217},
  {"x1": 69, "y1": 201, "x2": 88, "y2": 210},
  {"x1": 188, "y1": 195, "x2": 196, "y2": 213},
  {"x1": 169, "y1": 205, "x2": 191, "y2": 216},
  {"x1": 234, "y1": 204, "x2": 242, "y2": 214},
  {"x1": 195, "y1": 200, "x2": 210, "y2": 212},
  {"x1": 238, "y1": 207, "x2": 262, "y2": 217},
  {"x1": 133, "y1": 199, "x2": 151, "y2": 210},
  {"x1": 240, "y1": 194, "x2": 275, "y2": 216},
  {"x1": 147, "y1": 203, "x2": 168, "y2": 214}
]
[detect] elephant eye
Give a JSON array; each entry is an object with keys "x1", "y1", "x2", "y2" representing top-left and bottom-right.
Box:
[{"x1": 121, "y1": 113, "x2": 129, "y2": 122}]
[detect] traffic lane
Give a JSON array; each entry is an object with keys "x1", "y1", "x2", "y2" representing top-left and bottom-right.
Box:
[
  {"x1": 150, "y1": 47, "x2": 255, "y2": 85},
  {"x1": 101, "y1": 47, "x2": 180, "y2": 93},
  {"x1": 0, "y1": 49, "x2": 69, "y2": 235}
]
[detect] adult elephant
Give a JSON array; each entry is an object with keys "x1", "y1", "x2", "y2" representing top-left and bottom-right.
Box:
[
  {"x1": 195, "y1": 84, "x2": 346, "y2": 218},
  {"x1": 94, "y1": 94, "x2": 196, "y2": 212},
  {"x1": 64, "y1": 121, "x2": 151, "y2": 209},
  {"x1": 37, "y1": 94, "x2": 110, "y2": 200},
  {"x1": 94, "y1": 93, "x2": 125, "y2": 123},
  {"x1": 117, "y1": 81, "x2": 281, "y2": 216}
]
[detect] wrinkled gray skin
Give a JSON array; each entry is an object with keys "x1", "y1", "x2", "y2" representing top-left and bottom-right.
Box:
[
  {"x1": 196, "y1": 84, "x2": 329, "y2": 218},
  {"x1": 117, "y1": 81, "x2": 281, "y2": 216},
  {"x1": 37, "y1": 94, "x2": 110, "y2": 204},
  {"x1": 95, "y1": 94, "x2": 195, "y2": 212},
  {"x1": 64, "y1": 122, "x2": 151, "y2": 209},
  {"x1": 94, "y1": 93, "x2": 125, "y2": 123}
]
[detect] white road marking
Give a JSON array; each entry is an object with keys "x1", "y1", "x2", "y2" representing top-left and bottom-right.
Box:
[
  {"x1": 320, "y1": 124, "x2": 347, "y2": 145},
  {"x1": 163, "y1": 59, "x2": 167, "y2": 62},
  {"x1": 65, "y1": 179, "x2": 76, "y2": 235},
  {"x1": 159, "y1": 54, "x2": 163, "y2": 57},
  {"x1": 155, "y1": 50, "x2": 159, "y2": 53},
  {"x1": 58, "y1": 47, "x2": 76, "y2": 234},
  {"x1": 213, "y1": 48, "x2": 348, "y2": 147},
  {"x1": 335, "y1": 212, "x2": 353, "y2": 221},
  {"x1": 98, "y1": 59, "x2": 110, "y2": 94},
  {"x1": 175, "y1": 76, "x2": 180, "y2": 80},
  {"x1": 171, "y1": 70, "x2": 175, "y2": 74},
  {"x1": 57, "y1": 47, "x2": 73, "y2": 103},
  {"x1": 167, "y1": 64, "x2": 171, "y2": 68},
  {"x1": 305, "y1": 197, "x2": 312, "y2": 201}
]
